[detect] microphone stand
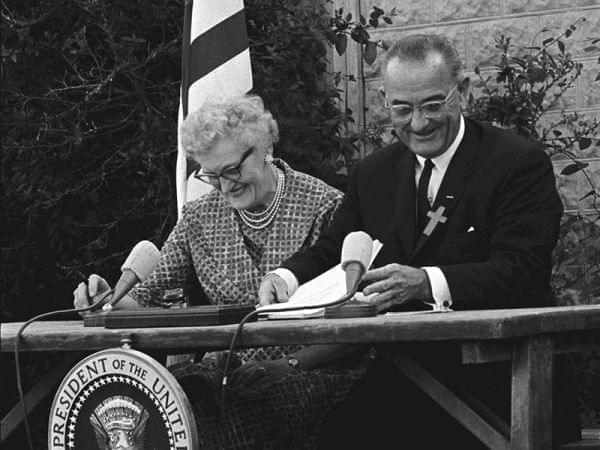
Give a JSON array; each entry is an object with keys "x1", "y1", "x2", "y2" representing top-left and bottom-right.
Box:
[
  {"x1": 13, "y1": 289, "x2": 114, "y2": 450},
  {"x1": 219, "y1": 277, "x2": 362, "y2": 411}
]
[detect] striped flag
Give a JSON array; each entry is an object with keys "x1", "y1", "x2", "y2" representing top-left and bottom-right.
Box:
[{"x1": 176, "y1": 0, "x2": 253, "y2": 214}]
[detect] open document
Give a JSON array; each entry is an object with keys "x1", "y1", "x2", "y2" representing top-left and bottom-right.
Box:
[{"x1": 257, "y1": 239, "x2": 383, "y2": 319}]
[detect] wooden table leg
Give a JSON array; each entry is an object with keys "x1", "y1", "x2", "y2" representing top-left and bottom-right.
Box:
[
  {"x1": 511, "y1": 335, "x2": 554, "y2": 449},
  {"x1": 388, "y1": 352, "x2": 511, "y2": 449}
]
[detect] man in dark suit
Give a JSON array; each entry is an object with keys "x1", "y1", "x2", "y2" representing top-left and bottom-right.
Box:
[{"x1": 258, "y1": 34, "x2": 579, "y2": 447}]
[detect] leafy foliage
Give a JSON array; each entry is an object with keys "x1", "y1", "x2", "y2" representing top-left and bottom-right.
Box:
[
  {"x1": 465, "y1": 18, "x2": 600, "y2": 305},
  {"x1": 247, "y1": 0, "x2": 392, "y2": 187},
  {"x1": 1, "y1": 0, "x2": 183, "y2": 323},
  {"x1": 465, "y1": 19, "x2": 600, "y2": 429}
]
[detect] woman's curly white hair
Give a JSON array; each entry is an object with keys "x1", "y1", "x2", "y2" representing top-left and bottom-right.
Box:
[{"x1": 180, "y1": 95, "x2": 279, "y2": 162}]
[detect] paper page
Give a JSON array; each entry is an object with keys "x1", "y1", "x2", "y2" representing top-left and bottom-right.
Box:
[
  {"x1": 258, "y1": 239, "x2": 383, "y2": 318},
  {"x1": 262, "y1": 307, "x2": 326, "y2": 320}
]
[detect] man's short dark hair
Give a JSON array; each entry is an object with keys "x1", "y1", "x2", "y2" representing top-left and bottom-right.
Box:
[{"x1": 382, "y1": 34, "x2": 462, "y2": 79}]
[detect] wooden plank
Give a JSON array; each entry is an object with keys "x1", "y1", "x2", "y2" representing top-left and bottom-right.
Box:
[
  {"x1": 2, "y1": 306, "x2": 600, "y2": 353},
  {"x1": 1, "y1": 353, "x2": 83, "y2": 443},
  {"x1": 581, "y1": 428, "x2": 600, "y2": 440},
  {"x1": 457, "y1": 387, "x2": 511, "y2": 438},
  {"x1": 387, "y1": 352, "x2": 511, "y2": 450},
  {"x1": 559, "y1": 427, "x2": 600, "y2": 449},
  {"x1": 332, "y1": 0, "x2": 365, "y2": 139},
  {"x1": 462, "y1": 340, "x2": 513, "y2": 363},
  {"x1": 462, "y1": 332, "x2": 600, "y2": 364},
  {"x1": 511, "y1": 335, "x2": 554, "y2": 449}
]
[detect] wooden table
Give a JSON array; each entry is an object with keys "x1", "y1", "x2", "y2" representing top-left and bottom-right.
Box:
[{"x1": 2, "y1": 305, "x2": 600, "y2": 449}]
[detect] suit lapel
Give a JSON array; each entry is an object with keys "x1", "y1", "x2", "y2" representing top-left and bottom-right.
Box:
[
  {"x1": 394, "y1": 151, "x2": 417, "y2": 258},
  {"x1": 412, "y1": 120, "x2": 479, "y2": 257}
]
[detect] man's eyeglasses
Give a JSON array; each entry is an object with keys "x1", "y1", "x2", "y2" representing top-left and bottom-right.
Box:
[
  {"x1": 193, "y1": 146, "x2": 254, "y2": 188},
  {"x1": 382, "y1": 84, "x2": 459, "y2": 122}
]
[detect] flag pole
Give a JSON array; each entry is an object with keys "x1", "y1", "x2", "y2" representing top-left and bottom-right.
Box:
[{"x1": 176, "y1": 0, "x2": 194, "y2": 216}]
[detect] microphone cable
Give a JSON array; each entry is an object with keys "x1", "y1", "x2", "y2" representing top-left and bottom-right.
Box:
[
  {"x1": 219, "y1": 285, "x2": 360, "y2": 411},
  {"x1": 14, "y1": 288, "x2": 113, "y2": 450}
]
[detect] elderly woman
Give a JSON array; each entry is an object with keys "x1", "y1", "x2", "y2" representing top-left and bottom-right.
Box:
[{"x1": 74, "y1": 94, "x2": 369, "y2": 448}]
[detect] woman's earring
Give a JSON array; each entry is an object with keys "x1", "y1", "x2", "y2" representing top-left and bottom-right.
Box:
[{"x1": 264, "y1": 154, "x2": 274, "y2": 164}]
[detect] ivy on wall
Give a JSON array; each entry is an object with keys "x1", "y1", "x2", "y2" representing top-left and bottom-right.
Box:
[{"x1": 465, "y1": 20, "x2": 600, "y2": 304}]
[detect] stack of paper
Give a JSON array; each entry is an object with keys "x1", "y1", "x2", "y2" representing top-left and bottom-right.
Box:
[{"x1": 258, "y1": 239, "x2": 383, "y2": 319}]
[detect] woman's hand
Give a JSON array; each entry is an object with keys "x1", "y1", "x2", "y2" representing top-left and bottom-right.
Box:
[
  {"x1": 228, "y1": 358, "x2": 292, "y2": 387},
  {"x1": 73, "y1": 274, "x2": 112, "y2": 316},
  {"x1": 257, "y1": 273, "x2": 289, "y2": 306}
]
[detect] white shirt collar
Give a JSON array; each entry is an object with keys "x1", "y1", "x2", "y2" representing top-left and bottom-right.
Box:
[{"x1": 415, "y1": 115, "x2": 465, "y2": 172}]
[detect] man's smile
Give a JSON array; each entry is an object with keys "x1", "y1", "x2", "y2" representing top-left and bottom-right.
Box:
[{"x1": 411, "y1": 128, "x2": 437, "y2": 138}]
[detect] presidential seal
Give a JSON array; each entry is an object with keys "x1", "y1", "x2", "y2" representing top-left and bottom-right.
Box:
[{"x1": 48, "y1": 347, "x2": 198, "y2": 449}]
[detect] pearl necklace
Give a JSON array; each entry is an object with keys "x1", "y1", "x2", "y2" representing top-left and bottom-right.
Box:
[{"x1": 238, "y1": 167, "x2": 285, "y2": 230}]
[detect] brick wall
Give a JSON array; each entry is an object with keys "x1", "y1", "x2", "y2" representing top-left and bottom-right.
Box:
[{"x1": 332, "y1": 0, "x2": 599, "y2": 218}]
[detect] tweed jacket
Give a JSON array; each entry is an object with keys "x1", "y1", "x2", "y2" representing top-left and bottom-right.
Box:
[{"x1": 130, "y1": 160, "x2": 343, "y2": 308}]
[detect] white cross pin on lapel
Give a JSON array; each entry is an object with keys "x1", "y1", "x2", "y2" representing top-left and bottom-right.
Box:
[{"x1": 423, "y1": 206, "x2": 447, "y2": 236}]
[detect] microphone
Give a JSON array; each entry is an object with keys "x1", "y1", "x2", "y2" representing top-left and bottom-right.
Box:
[
  {"x1": 102, "y1": 240, "x2": 161, "y2": 311},
  {"x1": 256, "y1": 230, "x2": 375, "y2": 317},
  {"x1": 341, "y1": 231, "x2": 373, "y2": 294},
  {"x1": 222, "y1": 231, "x2": 374, "y2": 398},
  {"x1": 14, "y1": 240, "x2": 160, "y2": 449}
]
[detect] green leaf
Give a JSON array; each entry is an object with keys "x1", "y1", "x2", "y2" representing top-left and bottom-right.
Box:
[
  {"x1": 583, "y1": 46, "x2": 599, "y2": 52},
  {"x1": 474, "y1": 66, "x2": 480, "y2": 75},
  {"x1": 324, "y1": 30, "x2": 337, "y2": 44},
  {"x1": 542, "y1": 38, "x2": 554, "y2": 46},
  {"x1": 553, "y1": 130, "x2": 562, "y2": 137},
  {"x1": 335, "y1": 34, "x2": 347, "y2": 56},
  {"x1": 383, "y1": 17, "x2": 392, "y2": 25},
  {"x1": 363, "y1": 41, "x2": 377, "y2": 65},
  {"x1": 360, "y1": 15, "x2": 366, "y2": 25},
  {"x1": 578, "y1": 137, "x2": 592, "y2": 150},
  {"x1": 557, "y1": 40, "x2": 565, "y2": 52},
  {"x1": 565, "y1": 29, "x2": 572, "y2": 38},
  {"x1": 561, "y1": 162, "x2": 588, "y2": 175}
]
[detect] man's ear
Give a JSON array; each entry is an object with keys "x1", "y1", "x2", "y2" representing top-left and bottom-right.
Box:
[{"x1": 457, "y1": 77, "x2": 470, "y2": 109}]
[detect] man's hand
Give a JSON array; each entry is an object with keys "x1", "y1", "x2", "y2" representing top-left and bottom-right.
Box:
[
  {"x1": 73, "y1": 274, "x2": 111, "y2": 316},
  {"x1": 257, "y1": 273, "x2": 289, "y2": 306},
  {"x1": 361, "y1": 264, "x2": 431, "y2": 311}
]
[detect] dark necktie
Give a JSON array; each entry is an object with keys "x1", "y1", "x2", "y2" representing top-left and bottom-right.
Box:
[{"x1": 417, "y1": 159, "x2": 434, "y2": 234}]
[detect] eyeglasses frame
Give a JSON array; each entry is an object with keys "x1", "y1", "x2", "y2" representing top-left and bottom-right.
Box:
[
  {"x1": 193, "y1": 146, "x2": 255, "y2": 188},
  {"x1": 380, "y1": 83, "x2": 460, "y2": 122}
]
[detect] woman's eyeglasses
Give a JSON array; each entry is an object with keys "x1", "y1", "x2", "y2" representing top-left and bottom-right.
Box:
[
  {"x1": 193, "y1": 147, "x2": 254, "y2": 188},
  {"x1": 382, "y1": 84, "x2": 459, "y2": 122}
]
